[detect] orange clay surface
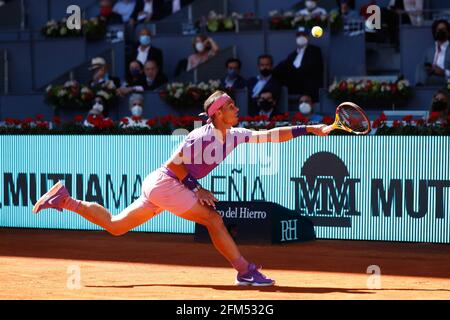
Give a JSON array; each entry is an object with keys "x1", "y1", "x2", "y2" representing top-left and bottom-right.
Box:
[{"x1": 0, "y1": 227, "x2": 449, "y2": 300}]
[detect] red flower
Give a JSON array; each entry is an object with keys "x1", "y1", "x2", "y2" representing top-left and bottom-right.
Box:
[
  {"x1": 146, "y1": 119, "x2": 157, "y2": 126},
  {"x1": 338, "y1": 81, "x2": 348, "y2": 91},
  {"x1": 120, "y1": 117, "x2": 129, "y2": 124},
  {"x1": 402, "y1": 115, "x2": 413, "y2": 123},
  {"x1": 239, "y1": 116, "x2": 252, "y2": 122},
  {"x1": 5, "y1": 118, "x2": 16, "y2": 125},
  {"x1": 322, "y1": 115, "x2": 334, "y2": 125},
  {"x1": 37, "y1": 122, "x2": 49, "y2": 129},
  {"x1": 131, "y1": 116, "x2": 142, "y2": 122},
  {"x1": 292, "y1": 112, "x2": 307, "y2": 124},
  {"x1": 74, "y1": 115, "x2": 84, "y2": 123},
  {"x1": 53, "y1": 116, "x2": 61, "y2": 125},
  {"x1": 415, "y1": 119, "x2": 425, "y2": 126},
  {"x1": 35, "y1": 114, "x2": 44, "y2": 121},
  {"x1": 21, "y1": 123, "x2": 30, "y2": 130},
  {"x1": 392, "y1": 120, "x2": 402, "y2": 127},
  {"x1": 379, "y1": 112, "x2": 387, "y2": 121},
  {"x1": 23, "y1": 117, "x2": 34, "y2": 124},
  {"x1": 102, "y1": 118, "x2": 114, "y2": 127},
  {"x1": 372, "y1": 119, "x2": 381, "y2": 129}
]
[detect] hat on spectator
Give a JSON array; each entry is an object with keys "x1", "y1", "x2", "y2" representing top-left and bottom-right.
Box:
[{"x1": 89, "y1": 57, "x2": 106, "y2": 70}]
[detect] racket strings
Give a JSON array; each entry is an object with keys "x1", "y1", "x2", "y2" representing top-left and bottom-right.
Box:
[{"x1": 338, "y1": 106, "x2": 370, "y2": 133}]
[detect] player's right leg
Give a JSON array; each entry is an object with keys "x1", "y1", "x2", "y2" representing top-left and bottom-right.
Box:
[{"x1": 33, "y1": 181, "x2": 160, "y2": 236}]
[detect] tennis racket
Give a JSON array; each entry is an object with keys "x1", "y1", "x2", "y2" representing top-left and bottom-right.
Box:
[{"x1": 330, "y1": 102, "x2": 371, "y2": 135}]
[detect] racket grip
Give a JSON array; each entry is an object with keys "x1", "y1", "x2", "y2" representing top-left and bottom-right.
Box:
[{"x1": 292, "y1": 125, "x2": 307, "y2": 138}]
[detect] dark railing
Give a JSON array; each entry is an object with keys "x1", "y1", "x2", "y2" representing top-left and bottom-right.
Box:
[{"x1": 0, "y1": 49, "x2": 7, "y2": 94}]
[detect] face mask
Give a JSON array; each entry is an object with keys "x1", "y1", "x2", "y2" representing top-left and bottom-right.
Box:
[
  {"x1": 100, "y1": 6, "x2": 112, "y2": 17},
  {"x1": 296, "y1": 36, "x2": 308, "y2": 48},
  {"x1": 130, "y1": 68, "x2": 141, "y2": 77},
  {"x1": 227, "y1": 69, "x2": 238, "y2": 78},
  {"x1": 305, "y1": 1, "x2": 317, "y2": 10},
  {"x1": 131, "y1": 105, "x2": 143, "y2": 117},
  {"x1": 299, "y1": 102, "x2": 312, "y2": 114},
  {"x1": 92, "y1": 102, "x2": 104, "y2": 113},
  {"x1": 195, "y1": 42, "x2": 205, "y2": 53},
  {"x1": 139, "y1": 35, "x2": 151, "y2": 46},
  {"x1": 432, "y1": 100, "x2": 447, "y2": 111},
  {"x1": 260, "y1": 69, "x2": 272, "y2": 77},
  {"x1": 436, "y1": 30, "x2": 448, "y2": 42},
  {"x1": 258, "y1": 99, "x2": 274, "y2": 111}
]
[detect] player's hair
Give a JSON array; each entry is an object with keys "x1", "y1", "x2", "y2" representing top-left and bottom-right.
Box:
[{"x1": 203, "y1": 90, "x2": 227, "y2": 116}]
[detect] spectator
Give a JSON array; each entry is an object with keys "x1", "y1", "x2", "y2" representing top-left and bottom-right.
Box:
[
  {"x1": 187, "y1": 35, "x2": 219, "y2": 71},
  {"x1": 117, "y1": 60, "x2": 145, "y2": 97},
  {"x1": 428, "y1": 88, "x2": 449, "y2": 124},
  {"x1": 336, "y1": 0, "x2": 355, "y2": 9},
  {"x1": 336, "y1": 0, "x2": 359, "y2": 21},
  {"x1": 252, "y1": 90, "x2": 283, "y2": 118},
  {"x1": 143, "y1": 59, "x2": 168, "y2": 91},
  {"x1": 132, "y1": 27, "x2": 163, "y2": 71},
  {"x1": 221, "y1": 58, "x2": 246, "y2": 91},
  {"x1": 296, "y1": 0, "x2": 327, "y2": 17},
  {"x1": 273, "y1": 27, "x2": 324, "y2": 102},
  {"x1": 298, "y1": 95, "x2": 315, "y2": 117},
  {"x1": 416, "y1": 19, "x2": 450, "y2": 86},
  {"x1": 98, "y1": 0, "x2": 123, "y2": 25},
  {"x1": 129, "y1": 93, "x2": 145, "y2": 118},
  {"x1": 89, "y1": 57, "x2": 121, "y2": 89},
  {"x1": 87, "y1": 95, "x2": 108, "y2": 117},
  {"x1": 113, "y1": 0, "x2": 138, "y2": 23},
  {"x1": 247, "y1": 54, "x2": 282, "y2": 115},
  {"x1": 129, "y1": 0, "x2": 164, "y2": 25}
]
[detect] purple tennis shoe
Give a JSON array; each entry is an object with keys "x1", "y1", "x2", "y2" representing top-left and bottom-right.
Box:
[
  {"x1": 32, "y1": 181, "x2": 69, "y2": 213},
  {"x1": 235, "y1": 263, "x2": 275, "y2": 286}
]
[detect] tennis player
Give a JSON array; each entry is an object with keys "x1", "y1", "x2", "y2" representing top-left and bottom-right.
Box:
[{"x1": 33, "y1": 90, "x2": 333, "y2": 286}]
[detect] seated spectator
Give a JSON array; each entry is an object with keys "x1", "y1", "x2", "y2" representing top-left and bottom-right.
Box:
[
  {"x1": 416, "y1": 19, "x2": 450, "y2": 86},
  {"x1": 89, "y1": 57, "x2": 121, "y2": 89},
  {"x1": 117, "y1": 60, "x2": 145, "y2": 97},
  {"x1": 296, "y1": 0, "x2": 327, "y2": 17},
  {"x1": 132, "y1": 27, "x2": 163, "y2": 71},
  {"x1": 247, "y1": 54, "x2": 282, "y2": 115},
  {"x1": 274, "y1": 27, "x2": 323, "y2": 102},
  {"x1": 86, "y1": 95, "x2": 109, "y2": 119},
  {"x1": 187, "y1": 35, "x2": 219, "y2": 71},
  {"x1": 98, "y1": 0, "x2": 123, "y2": 25},
  {"x1": 143, "y1": 59, "x2": 168, "y2": 91},
  {"x1": 252, "y1": 90, "x2": 283, "y2": 118},
  {"x1": 129, "y1": 0, "x2": 164, "y2": 25},
  {"x1": 428, "y1": 88, "x2": 449, "y2": 124},
  {"x1": 298, "y1": 94, "x2": 314, "y2": 117},
  {"x1": 113, "y1": 0, "x2": 137, "y2": 23},
  {"x1": 129, "y1": 93, "x2": 145, "y2": 118},
  {"x1": 221, "y1": 58, "x2": 247, "y2": 91},
  {"x1": 336, "y1": 0, "x2": 359, "y2": 21}
]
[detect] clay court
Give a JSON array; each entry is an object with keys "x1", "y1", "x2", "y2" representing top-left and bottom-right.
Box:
[{"x1": 0, "y1": 227, "x2": 449, "y2": 300}]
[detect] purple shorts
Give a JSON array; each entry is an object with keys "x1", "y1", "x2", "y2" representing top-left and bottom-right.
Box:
[{"x1": 136, "y1": 167, "x2": 198, "y2": 217}]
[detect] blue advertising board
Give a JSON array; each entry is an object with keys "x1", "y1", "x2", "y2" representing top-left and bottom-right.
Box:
[{"x1": 1, "y1": 135, "x2": 449, "y2": 243}]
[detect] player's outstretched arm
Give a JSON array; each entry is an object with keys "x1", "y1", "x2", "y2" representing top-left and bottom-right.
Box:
[{"x1": 248, "y1": 124, "x2": 333, "y2": 143}]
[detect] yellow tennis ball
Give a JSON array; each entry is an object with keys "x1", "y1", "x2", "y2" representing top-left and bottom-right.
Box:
[{"x1": 311, "y1": 26, "x2": 323, "y2": 38}]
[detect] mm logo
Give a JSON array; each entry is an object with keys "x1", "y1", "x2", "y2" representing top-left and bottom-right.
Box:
[{"x1": 291, "y1": 152, "x2": 360, "y2": 227}]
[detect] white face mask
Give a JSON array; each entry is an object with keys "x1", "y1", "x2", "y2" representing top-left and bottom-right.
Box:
[
  {"x1": 305, "y1": 0, "x2": 317, "y2": 10},
  {"x1": 131, "y1": 105, "x2": 143, "y2": 117},
  {"x1": 92, "y1": 102, "x2": 104, "y2": 113},
  {"x1": 296, "y1": 36, "x2": 308, "y2": 48},
  {"x1": 299, "y1": 102, "x2": 312, "y2": 114},
  {"x1": 195, "y1": 42, "x2": 205, "y2": 53}
]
